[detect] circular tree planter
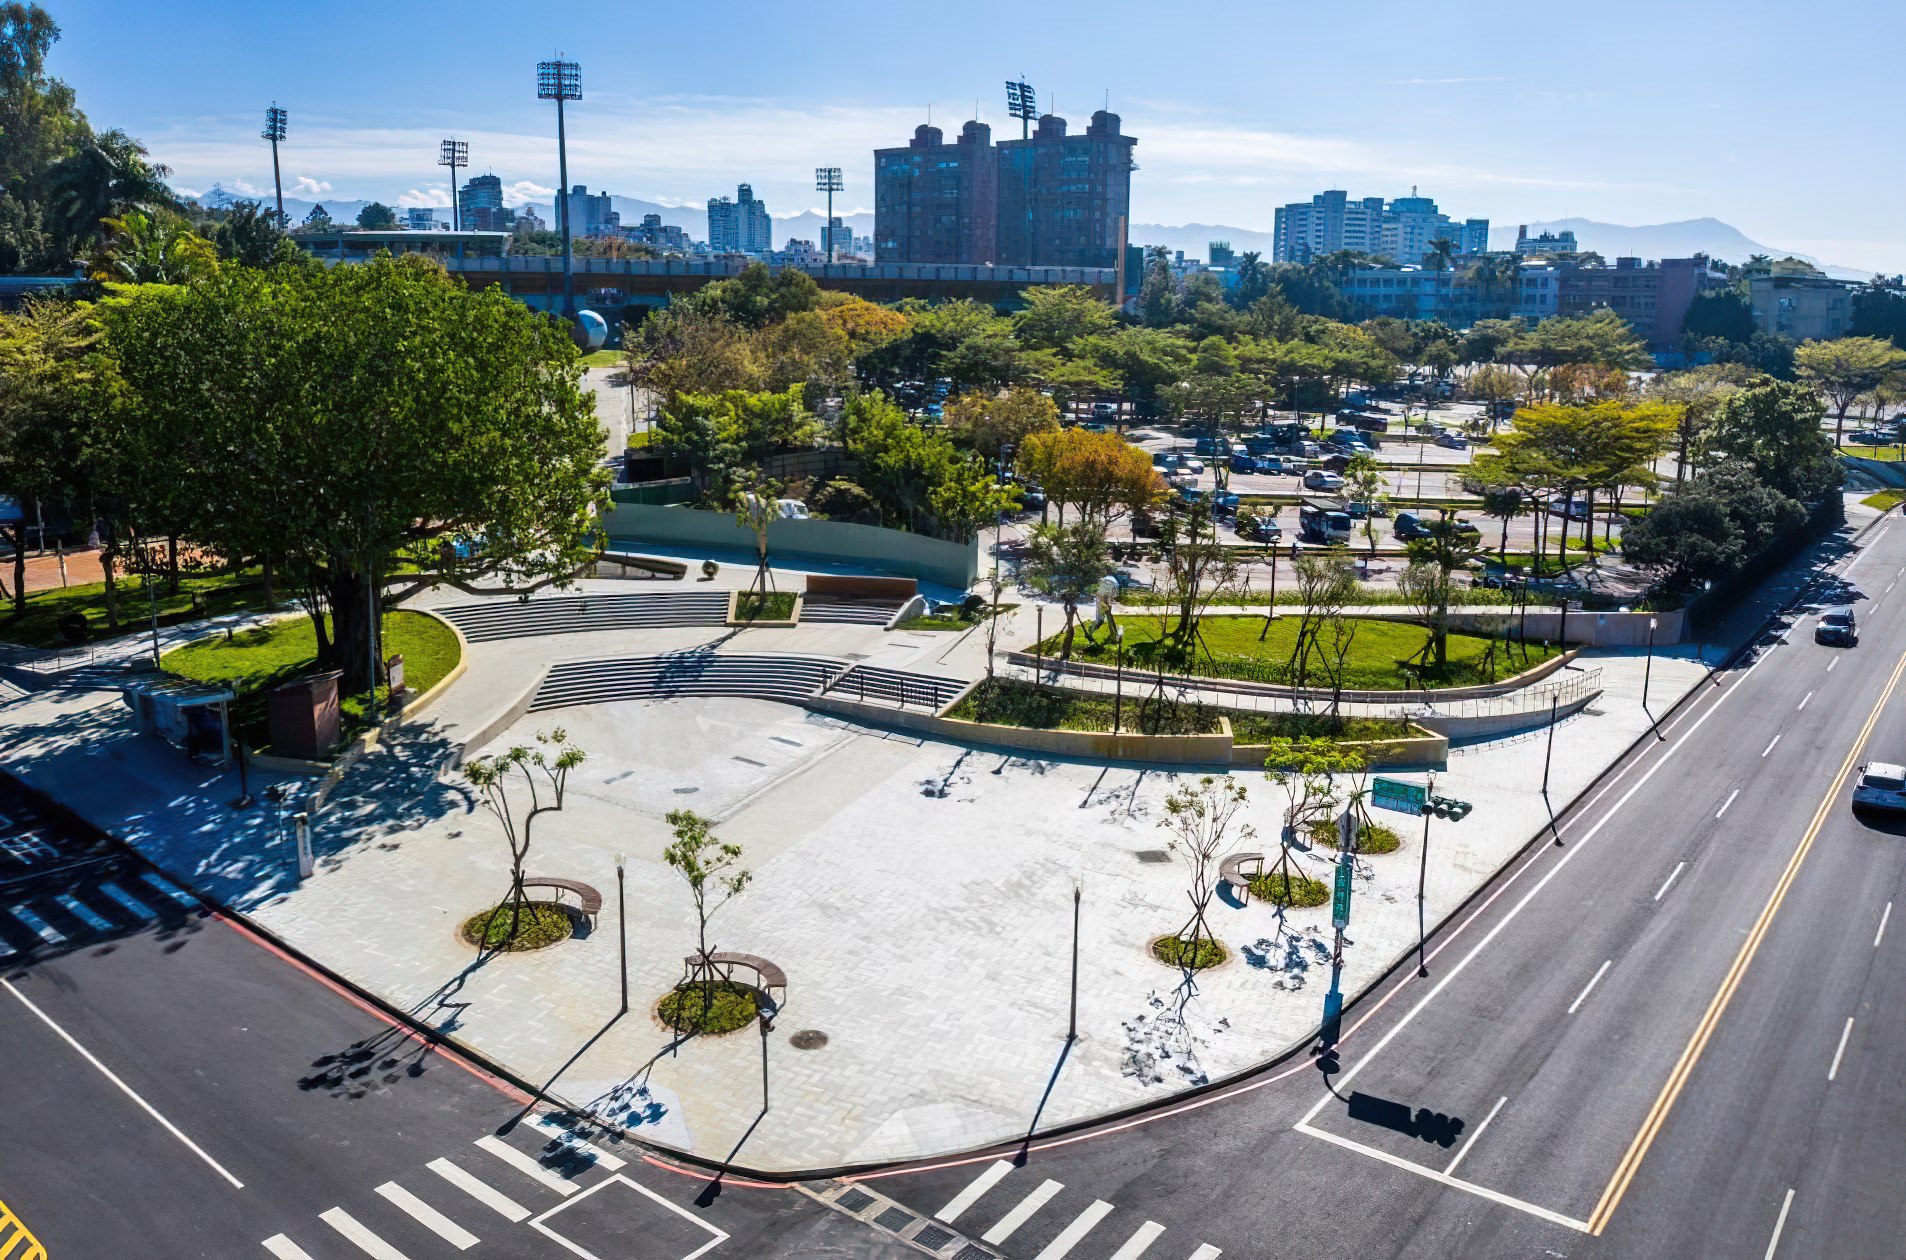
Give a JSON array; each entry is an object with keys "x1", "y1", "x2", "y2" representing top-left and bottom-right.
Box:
[
  {"x1": 1150, "y1": 934, "x2": 1228, "y2": 971},
  {"x1": 658, "y1": 980, "x2": 762, "y2": 1036},
  {"x1": 1308, "y1": 820, "x2": 1403, "y2": 855},
  {"x1": 1248, "y1": 869, "x2": 1331, "y2": 908},
  {"x1": 460, "y1": 902, "x2": 573, "y2": 952}
]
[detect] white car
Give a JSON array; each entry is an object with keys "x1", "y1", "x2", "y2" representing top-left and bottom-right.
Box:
[
  {"x1": 1854, "y1": 762, "x2": 1906, "y2": 813},
  {"x1": 1181, "y1": 457, "x2": 1206, "y2": 475},
  {"x1": 1304, "y1": 470, "x2": 1345, "y2": 491}
]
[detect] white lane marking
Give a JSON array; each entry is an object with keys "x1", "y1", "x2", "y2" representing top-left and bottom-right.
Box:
[
  {"x1": 528, "y1": 1175, "x2": 728, "y2": 1260},
  {"x1": 1106, "y1": 1221, "x2": 1167, "y2": 1260},
  {"x1": 981, "y1": 1179, "x2": 1064, "y2": 1245},
  {"x1": 1828, "y1": 656, "x2": 1839, "y2": 672},
  {"x1": 1033, "y1": 1200, "x2": 1114, "y2": 1258},
  {"x1": 97, "y1": 881, "x2": 159, "y2": 920},
  {"x1": 1654, "y1": 862, "x2": 1688, "y2": 901},
  {"x1": 1567, "y1": 961, "x2": 1613, "y2": 1015},
  {"x1": 426, "y1": 1158, "x2": 529, "y2": 1223},
  {"x1": 1877, "y1": 902, "x2": 1892, "y2": 948},
  {"x1": 263, "y1": 1236, "x2": 317, "y2": 1260},
  {"x1": 474, "y1": 1135, "x2": 580, "y2": 1195},
  {"x1": 54, "y1": 893, "x2": 114, "y2": 932},
  {"x1": 1798, "y1": 691, "x2": 1813, "y2": 711},
  {"x1": 375, "y1": 1182, "x2": 479, "y2": 1250},
  {"x1": 1187, "y1": 1247, "x2": 1224, "y2": 1260},
  {"x1": 1295, "y1": 623, "x2": 1763, "y2": 1130},
  {"x1": 10, "y1": 904, "x2": 64, "y2": 944},
  {"x1": 1888, "y1": 581, "x2": 1897, "y2": 595},
  {"x1": 936, "y1": 1159, "x2": 1014, "y2": 1222},
  {"x1": 1716, "y1": 790, "x2": 1741, "y2": 819},
  {"x1": 1764, "y1": 1188, "x2": 1795, "y2": 1259},
  {"x1": 1443, "y1": 1096, "x2": 1508, "y2": 1176},
  {"x1": 527, "y1": 1113, "x2": 627, "y2": 1170},
  {"x1": 1828, "y1": 1017, "x2": 1855, "y2": 1082},
  {"x1": 1762, "y1": 734, "x2": 1782, "y2": 758},
  {"x1": 1295, "y1": 1122, "x2": 1589, "y2": 1232},
  {"x1": 319, "y1": 1207, "x2": 413, "y2": 1260},
  {"x1": 2, "y1": 977, "x2": 243, "y2": 1188},
  {"x1": 137, "y1": 870, "x2": 199, "y2": 907}
]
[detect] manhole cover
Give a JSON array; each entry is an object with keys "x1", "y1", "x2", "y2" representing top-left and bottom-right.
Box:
[
  {"x1": 1134, "y1": 849, "x2": 1172, "y2": 864},
  {"x1": 914, "y1": 1224, "x2": 956, "y2": 1249},
  {"x1": 875, "y1": 1207, "x2": 915, "y2": 1231},
  {"x1": 790, "y1": 1029, "x2": 829, "y2": 1050},
  {"x1": 837, "y1": 1188, "x2": 876, "y2": 1213}
]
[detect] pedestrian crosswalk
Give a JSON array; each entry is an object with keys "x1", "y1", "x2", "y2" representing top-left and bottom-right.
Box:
[
  {"x1": 0, "y1": 864, "x2": 202, "y2": 961},
  {"x1": 262, "y1": 1112, "x2": 633, "y2": 1258},
  {"x1": 921, "y1": 1159, "x2": 1223, "y2": 1259}
]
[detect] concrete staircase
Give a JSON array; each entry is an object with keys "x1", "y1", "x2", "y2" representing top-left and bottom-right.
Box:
[
  {"x1": 432, "y1": 592, "x2": 729, "y2": 643},
  {"x1": 528, "y1": 653, "x2": 844, "y2": 712},
  {"x1": 823, "y1": 664, "x2": 968, "y2": 711},
  {"x1": 801, "y1": 595, "x2": 905, "y2": 627}
]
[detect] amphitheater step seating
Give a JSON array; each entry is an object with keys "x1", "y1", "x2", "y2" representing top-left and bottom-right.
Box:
[
  {"x1": 530, "y1": 653, "x2": 843, "y2": 712},
  {"x1": 433, "y1": 592, "x2": 729, "y2": 643},
  {"x1": 801, "y1": 595, "x2": 905, "y2": 627},
  {"x1": 823, "y1": 664, "x2": 968, "y2": 712}
]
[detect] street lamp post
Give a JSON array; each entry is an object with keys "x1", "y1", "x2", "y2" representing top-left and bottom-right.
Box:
[
  {"x1": 1416, "y1": 772, "x2": 1435, "y2": 977},
  {"x1": 1113, "y1": 626, "x2": 1125, "y2": 733},
  {"x1": 438, "y1": 139, "x2": 468, "y2": 231},
  {"x1": 1642, "y1": 615, "x2": 1661, "y2": 740},
  {"x1": 1067, "y1": 878, "x2": 1081, "y2": 1043},
  {"x1": 1542, "y1": 693, "x2": 1561, "y2": 846},
  {"x1": 614, "y1": 852, "x2": 628, "y2": 1015},
  {"x1": 815, "y1": 167, "x2": 843, "y2": 263},
  {"x1": 261, "y1": 105, "x2": 287, "y2": 228},
  {"x1": 536, "y1": 58, "x2": 582, "y2": 320}
]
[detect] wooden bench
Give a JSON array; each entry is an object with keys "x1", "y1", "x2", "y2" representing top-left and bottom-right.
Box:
[
  {"x1": 1218, "y1": 852, "x2": 1265, "y2": 904},
  {"x1": 594, "y1": 551, "x2": 688, "y2": 580},
  {"x1": 683, "y1": 950, "x2": 788, "y2": 1008},
  {"x1": 521, "y1": 876, "x2": 603, "y2": 927}
]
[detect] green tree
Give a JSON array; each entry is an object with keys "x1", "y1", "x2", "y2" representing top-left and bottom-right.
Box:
[
  {"x1": 355, "y1": 201, "x2": 398, "y2": 229},
  {"x1": 663, "y1": 808, "x2": 753, "y2": 1028},
  {"x1": 1012, "y1": 284, "x2": 1115, "y2": 351},
  {"x1": 1158, "y1": 776, "x2": 1254, "y2": 972},
  {"x1": 1137, "y1": 245, "x2": 1177, "y2": 327},
  {"x1": 942, "y1": 385, "x2": 1059, "y2": 456},
  {"x1": 0, "y1": 298, "x2": 102, "y2": 613},
  {"x1": 1022, "y1": 519, "x2": 1113, "y2": 659},
  {"x1": 1402, "y1": 512, "x2": 1482, "y2": 670},
  {"x1": 1794, "y1": 336, "x2": 1906, "y2": 447},
  {"x1": 98, "y1": 253, "x2": 608, "y2": 697},
  {"x1": 1703, "y1": 376, "x2": 1839, "y2": 503},
  {"x1": 1342, "y1": 454, "x2": 1387, "y2": 555},
  {"x1": 462, "y1": 730, "x2": 586, "y2": 951}
]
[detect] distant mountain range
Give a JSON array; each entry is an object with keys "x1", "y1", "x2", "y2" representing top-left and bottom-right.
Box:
[{"x1": 1134, "y1": 216, "x2": 1872, "y2": 280}]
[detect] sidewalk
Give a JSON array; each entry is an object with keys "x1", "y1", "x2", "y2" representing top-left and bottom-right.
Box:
[{"x1": 0, "y1": 517, "x2": 1864, "y2": 1174}]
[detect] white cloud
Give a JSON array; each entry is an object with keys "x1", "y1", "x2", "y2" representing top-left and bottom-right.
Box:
[
  {"x1": 291, "y1": 175, "x2": 332, "y2": 196},
  {"x1": 397, "y1": 186, "x2": 453, "y2": 208},
  {"x1": 503, "y1": 179, "x2": 555, "y2": 207}
]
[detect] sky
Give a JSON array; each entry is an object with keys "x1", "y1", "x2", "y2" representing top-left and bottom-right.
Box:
[{"x1": 38, "y1": 0, "x2": 1906, "y2": 272}]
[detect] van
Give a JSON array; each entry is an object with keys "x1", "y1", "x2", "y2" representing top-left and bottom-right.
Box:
[{"x1": 1299, "y1": 502, "x2": 1353, "y2": 544}]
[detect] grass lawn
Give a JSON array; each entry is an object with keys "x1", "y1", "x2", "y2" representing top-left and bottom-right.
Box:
[
  {"x1": 1, "y1": 568, "x2": 269, "y2": 650},
  {"x1": 1228, "y1": 711, "x2": 1413, "y2": 744},
  {"x1": 946, "y1": 678, "x2": 1222, "y2": 735},
  {"x1": 1037, "y1": 615, "x2": 1558, "y2": 690},
  {"x1": 1861, "y1": 489, "x2": 1906, "y2": 511},
  {"x1": 461, "y1": 902, "x2": 573, "y2": 951},
  {"x1": 896, "y1": 602, "x2": 1014, "y2": 632},
  {"x1": 1843, "y1": 444, "x2": 1905, "y2": 462},
  {"x1": 735, "y1": 590, "x2": 797, "y2": 621},
  {"x1": 162, "y1": 609, "x2": 461, "y2": 752},
  {"x1": 579, "y1": 349, "x2": 625, "y2": 368},
  {"x1": 1121, "y1": 587, "x2": 1513, "y2": 609},
  {"x1": 659, "y1": 980, "x2": 761, "y2": 1035}
]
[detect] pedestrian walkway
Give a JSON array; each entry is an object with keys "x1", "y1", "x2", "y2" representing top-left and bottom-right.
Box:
[{"x1": 257, "y1": 1111, "x2": 718, "y2": 1260}]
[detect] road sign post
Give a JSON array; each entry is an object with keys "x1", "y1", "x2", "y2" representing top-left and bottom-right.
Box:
[
  {"x1": 1371, "y1": 776, "x2": 1427, "y2": 815},
  {"x1": 1332, "y1": 861, "x2": 1353, "y2": 930}
]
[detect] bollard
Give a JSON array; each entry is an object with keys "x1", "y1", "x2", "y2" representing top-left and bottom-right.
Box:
[{"x1": 294, "y1": 811, "x2": 314, "y2": 881}]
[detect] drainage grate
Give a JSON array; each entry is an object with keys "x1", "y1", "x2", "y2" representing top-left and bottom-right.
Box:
[
  {"x1": 790, "y1": 1029, "x2": 829, "y2": 1050},
  {"x1": 875, "y1": 1207, "x2": 915, "y2": 1232},
  {"x1": 914, "y1": 1224, "x2": 956, "y2": 1249},
  {"x1": 837, "y1": 1188, "x2": 876, "y2": 1213},
  {"x1": 1134, "y1": 849, "x2": 1173, "y2": 864}
]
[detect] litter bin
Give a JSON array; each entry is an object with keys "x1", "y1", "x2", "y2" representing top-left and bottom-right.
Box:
[{"x1": 268, "y1": 670, "x2": 342, "y2": 759}]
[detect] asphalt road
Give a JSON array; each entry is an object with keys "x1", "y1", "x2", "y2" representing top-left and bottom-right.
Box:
[
  {"x1": 857, "y1": 511, "x2": 1906, "y2": 1259},
  {"x1": 0, "y1": 778, "x2": 903, "y2": 1260}
]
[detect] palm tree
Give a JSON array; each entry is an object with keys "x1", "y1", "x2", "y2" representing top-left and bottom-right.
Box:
[
  {"x1": 87, "y1": 210, "x2": 216, "y2": 284},
  {"x1": 1424, "y1": 237, "x2": 1457, "y2": 273},
  {"x1": 43, "y1": 130, "x2": 175, "y2": 248}
]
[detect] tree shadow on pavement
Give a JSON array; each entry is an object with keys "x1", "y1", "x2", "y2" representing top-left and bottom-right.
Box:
[{"x1": 297, "y1": 951, "x2": 490, "y2": 1099}]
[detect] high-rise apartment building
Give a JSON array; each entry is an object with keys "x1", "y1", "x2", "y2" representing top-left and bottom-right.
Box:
[
  {"x1": 1272, "y1": 190, "x2": 1488, "y2": 266},
  {"x1": 405, "y1": 207, "x2": 438, "y2": 231},
  {"x1": 707, "y1": 183, "x2": 774, "y2": 254},
  {"x1": 873, "y1": 111, "x2": 1136, "y2": 267},
  {"x1": 1514, "y1": 225, "x2": 1578, "y2": 256},
  {"x1": 564, "y1": 186, "x2": 620, "y2": 239},
  {"x1": 822, "y1": 216, "x2": 854, "y2": 259},
  {"x1": 459, "y1": 173, "x2": 516, "y2": 232}
]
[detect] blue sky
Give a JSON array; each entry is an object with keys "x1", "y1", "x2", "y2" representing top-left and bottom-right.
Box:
[{"x1": 41, "y1": 0, "x2": 1906, "y2": 271}]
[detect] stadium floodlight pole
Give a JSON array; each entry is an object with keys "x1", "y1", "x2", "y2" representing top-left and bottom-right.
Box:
[
  {"x1": 438, "y1": 139, "x2": 468, "y2": 231},
  {"x1": 815, "y1": 167, "x2": 843, "y2": 263},
  {"x1": 1005, "y1": 79, "x2": 1036, "y2": 139},
  {"x1": 261, "y1": 104, "x2": 288, "y2": 228},
  {"x1": 536, "y1": 57, "x2": 582, "y2": 319}
]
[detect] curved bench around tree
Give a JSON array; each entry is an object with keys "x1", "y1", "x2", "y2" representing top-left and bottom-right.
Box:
[
  {"x1": 1218, "y1": 852, "x2": 1265, "y2": 904},
  {"x1": 683, "y1": 950, "x2": 788, "y2": 1011},
  {"x1": 521, "y1": 875, "x2": 603, "y2": 928}
]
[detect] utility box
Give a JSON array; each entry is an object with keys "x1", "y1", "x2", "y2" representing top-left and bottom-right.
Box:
[{"x1": 268, "y1": 670, "x2": 342, "y2": 759}]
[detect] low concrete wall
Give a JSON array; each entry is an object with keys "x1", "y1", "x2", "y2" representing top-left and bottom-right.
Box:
[
  {"x1": 601, "y1": 502, "x2": 979, "y2": 589},
  {"x1": 803, "y1": 693, "x2": 1235, "y2": 766},
  {"x1": 1411, "y1": 687, "x2": 1600, "y2": 741},
  {"x1": 1232, "y1": 726, "x2": 1447, "y2": 769},
  {"x1": 807, "y1": 573, "x2": 918, "y2": 600},
  {"x1": 1440, "y1": 607, "x2": 1686, "y2": 648}
]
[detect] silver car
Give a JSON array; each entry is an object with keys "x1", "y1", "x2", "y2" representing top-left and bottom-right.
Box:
[{"x1": 1853, "y1": 762, "x2": 1906, "y2": 813}]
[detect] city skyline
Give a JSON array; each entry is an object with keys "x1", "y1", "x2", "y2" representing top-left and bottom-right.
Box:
[{"x1": 35, "y1": 0, "x2": 1906, "y2": 273}]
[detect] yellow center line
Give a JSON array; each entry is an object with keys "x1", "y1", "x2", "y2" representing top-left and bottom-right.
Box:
[{"x1": 1588, "y1": 646, "x2": 1906, "y2": 1234}]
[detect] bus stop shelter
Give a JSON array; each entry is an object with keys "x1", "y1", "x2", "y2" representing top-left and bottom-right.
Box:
[{"x1": 118, "y1": 675, "x2": 237, "y2": 766}]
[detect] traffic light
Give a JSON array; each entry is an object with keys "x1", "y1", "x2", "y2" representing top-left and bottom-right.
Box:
[{"x1": 1428, "y1": 794, "x2": 1472, "y2": 820}]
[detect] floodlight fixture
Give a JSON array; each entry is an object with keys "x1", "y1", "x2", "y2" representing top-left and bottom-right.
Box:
[
  {"x1": 816, "y1": 167, "x2": 844, "y2": 262},
  {"x1": 1005, "y1": 80, "x2": 1036, "y2": 138},
  {"x1": 438, "y1": 139, "x2": 468, "y2": 230},
  {"x1": 535, "y1": 57, "x2": 582, "y2": 317},
  {"x1": 261, "y1": 104, "x2": 288, "y2": 228},
  {"x1": 537, "y1": 58, "x2": 582, "y2": 101}
]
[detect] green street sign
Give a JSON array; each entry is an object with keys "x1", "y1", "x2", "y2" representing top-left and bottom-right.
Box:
[
  {"x1": 1332, "y1": 861, "x2": 1353, "y2": 928},
  {"x1": 1372, "y1": 776, "x2": 1427, "y2": 815}
]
